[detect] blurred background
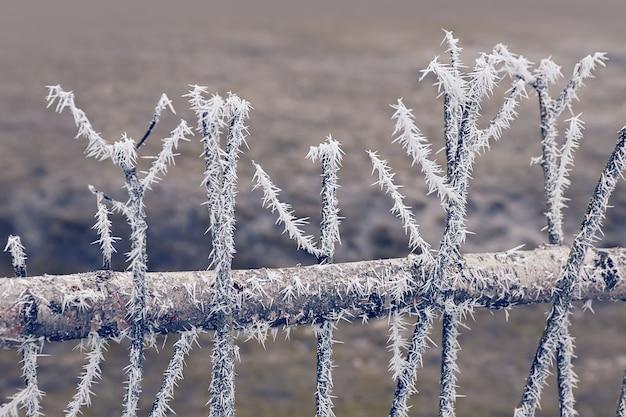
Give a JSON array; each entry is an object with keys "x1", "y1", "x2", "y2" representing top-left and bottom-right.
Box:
[{"x1": 1, "y1": 1, "x2": 625, "y2": 416}]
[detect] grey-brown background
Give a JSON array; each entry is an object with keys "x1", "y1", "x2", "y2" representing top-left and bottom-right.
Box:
[{"x1": 1, "y1": 1, "x2": 625, "y2": 416}]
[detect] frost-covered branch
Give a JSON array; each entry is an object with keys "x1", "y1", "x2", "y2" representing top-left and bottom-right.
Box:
[
  {"x1": 307, "y1": 135, "x2": 343, "y2": 264},
  {"x1": 149, "y1": 329, "x2": 199, "y2": 417},
  {"x1": 191, "y1": 89, "x2": 251, "y2": 417},
  {"x1": 4, "y1": 235, "x2": 27, "y2": 278},
  {"x1": 46, "y1": 84, "x2": 193, "y2": 417},
  {"x1": 368, "y1": 151, "x2": 432, "y2": 258},
  {"x1": 0, "y1": 339, "x2": 45, "y2": 417},
  {"x1": 390, "y1": 99, "x2": 456, "y2": 204},
  {"x1": 255, "y1": 135, "x2": 344, "y2": 417},
  {"x1": 65, "y1": 332, "x2": 107, "y2": 417},
  {"x1": 252, "y1": 162, "x2": 320, "y2": 256},
  {"x1": 46, "y1": 85, "x2": 112, "y2": 161},
  {"x1": 88, "y1": 186, "x2": 120, "y2": 270},
  {"x1": 142, "y1": 119, "x2": 193, "y2": 188},
  {"x1": 136, "y1": 93, "x2": 176, "y2": 150},
  {"x1": 382, "y1": 33, "x2": 529, "y2": 417},
  {"x1": 500, "y1": 52, "x2": 608, "y2": 245},
  {"x1": 186, "y1": 86, "x2": 226, "y2": 232},
  {"x1": 516, "y1": 126, "x2": 626, "y2": 417},
  {"x1": 2, "y1": 246, "x2": 625, "y2": 347},
  {"x1": 310, "y1": 136, "x2": 343, "y2": 417}
]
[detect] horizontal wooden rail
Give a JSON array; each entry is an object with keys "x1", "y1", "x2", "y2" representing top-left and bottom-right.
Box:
[{"x1": 1, "y1": 245, "x2": 625, "y2": 347}]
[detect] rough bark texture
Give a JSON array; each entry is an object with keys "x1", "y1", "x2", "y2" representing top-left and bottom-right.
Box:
[{"x1": 1, "y1": 245, "x2": 624, "y2": 347}]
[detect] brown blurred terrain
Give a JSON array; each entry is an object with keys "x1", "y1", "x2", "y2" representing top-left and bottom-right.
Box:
[{"x1": 1, "y1": 1, "x2": 625, "y2": 416}]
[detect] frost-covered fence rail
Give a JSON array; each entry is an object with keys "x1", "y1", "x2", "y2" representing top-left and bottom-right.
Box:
[{"x1": 1, "y1": 246, "x2": 626, "y2": 347}]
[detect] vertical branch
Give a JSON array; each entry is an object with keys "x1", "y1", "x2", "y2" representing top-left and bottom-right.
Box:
[
  {"x1": 435, "y1": 51, "x2": 497, "y2": 417},
  {"x1": 205, "y1": 92, "x2": 250, "y2": 417},
  {"x1": 4, "y1": 235, "x2": 27, "y2": 278},
  {"x1": 439, "y1": 304, "x2": 461, "y2": 417},
  {"x1": 389, "y1": 33, "x2": 526, "y2": 417},
  {"x1": 516, "y1": 127, "x2": 626, "y2": 417},
  {"x1": 389, "y1": 306, "x2": 435, "y2": 417},
  {"x1": 65, "y1": 332, "x2": 107, "y2": 417},
  {"x1": 88, "y1": 186, "x2": 120, "y2": 270},
  {"x1": 513, "y1": 53, "x2": 606, "y2": 416},
  {"x1": 4, "y1": 236, "x2": 44, "y2": 417},
  {"x1": 556, "y1": 327, "x2": 578, "y2": 417},
  {"x1": 536, "y1": 72, "x2": 563, "y2": 245},
  {"x1": 186, "y1": 86, "x2": 226, "y2": 233},
  {"x1": 314, "y1": 321, "x2": 336, "y2": 417},
  {"x1": 308, "y1": 136, "x2": 343, "y2": 417},
  {"x1": 307, "y1": 135, "x2": 343, "y2": 264},
  {"x1": 530, "y1": 54, "x2": 606, "y2": 245},
  {"x1": 47, "y1": 85, "x2": 192, "y2": 417},
  {"x1": 118, "y1": 142, "x2": 149, "y2": 417},
  {"x1": 150, "y1": 329, "x2": 199, "y2": 417},
  {"x1": 20, "y1": 340, "x2": 44, "y2": 417},
  {"x1": 442, "y1": 30, "x2": 464, "y2": 176},
  {"x1": 254, "y1": 135, "x2": 343, "y2": 417}
]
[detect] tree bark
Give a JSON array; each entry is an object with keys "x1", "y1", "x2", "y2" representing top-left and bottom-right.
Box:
[{"x1": 1, "y1": 245, "x2": 624, "y2": 347}]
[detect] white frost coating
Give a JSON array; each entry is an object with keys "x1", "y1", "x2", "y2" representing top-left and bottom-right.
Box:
[
  {"x1": 111, "y1": 134, "x2": 138, "y2": 168},
  {"x1": 495, "y1": 43, "x2": 534, "y2": 83},
  {"x1": 420, "y1": 58, "x2": 467, "y2": 104},
  {"x1": 149, "y1": 329, "x2": 199, "y2": 417},
  {"x1": 252, "y1": 162, "x2": 320, "y2": 256},
  {"x1": 368, "y1": 151, "x2": 433, "y2": 258},
  {"x1": 308, "y1": 135, "x2": 344, "y2": 261},
  {"x1": 473, "y1": 79, "x2": 527, "y2": 155},
  {"x1": 65, "y1": 333, "x2": 107, "y2": 417},
  {"x1": 62, "y1": 288, "x2": 106, "y2": 313},
  {"x1": 4, "y1": 235, "x2": 27, "y2": 277},
  {"x1": 390, "y1": 99, "x2": 456, "y2": 204},
  {"x1": 0, "y1": 340, "x2": 45, "y2": 417},
  {"x1": 517, "y1": 127, "x2": 626, "y2": 417},
  {"x1": 89, "y1": 186, "x2": 120, "y2": 269},
  {"x1": 142, "y1": 119, "x2": 193, "y2": 187},
  {"x1": 550, "y1": 114, "x2": 584, "y2": 240},
  {"x1": 536, "y1": 58, "x2": 563, "y2": 86},
  {"x1": 388, "y1": 311, "x2": 410, "y2": 380},
  {"x1": 46, "y1": 85, "x2": 112, "y2": 161},
  {"x1": 155, "y1": 93, "x2": 176, "y2": 118}
]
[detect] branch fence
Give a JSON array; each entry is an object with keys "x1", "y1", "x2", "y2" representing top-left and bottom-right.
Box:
[{"x1": 2, "y1": 32, "x2": 626, "y2": 417}]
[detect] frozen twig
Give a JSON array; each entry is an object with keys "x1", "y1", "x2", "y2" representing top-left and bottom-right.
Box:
[
  {"x1": 65, "y1": 333, "x2": 107, "y2": 417},
  {"x1": 46, "y1": 85, "x2": 193, "y2": 417},
  {"x1": 368, "y1": 151, "x2": 432, "y2": 258},
  {"x1": 390, "y1": 99, "x2": 457, "y2": 204},
  {"x1": 516, "y1": 126, "x2": 626, "y2": 417},
  {"x1": 4, "y1": 235, "x2": 27, "y2": 278},
  {"x1": 252, "y1": 162, "x2": 320, "y2": 256},
  {"x1": 88, "y1": 186, "x2": 120, "y2": 270},
  {"x1": 149, "y1": 329, "x2": 199, "y2": 417},
  {"x1": 193, "y1": 89, "x2": 251, "y2": 417}
]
